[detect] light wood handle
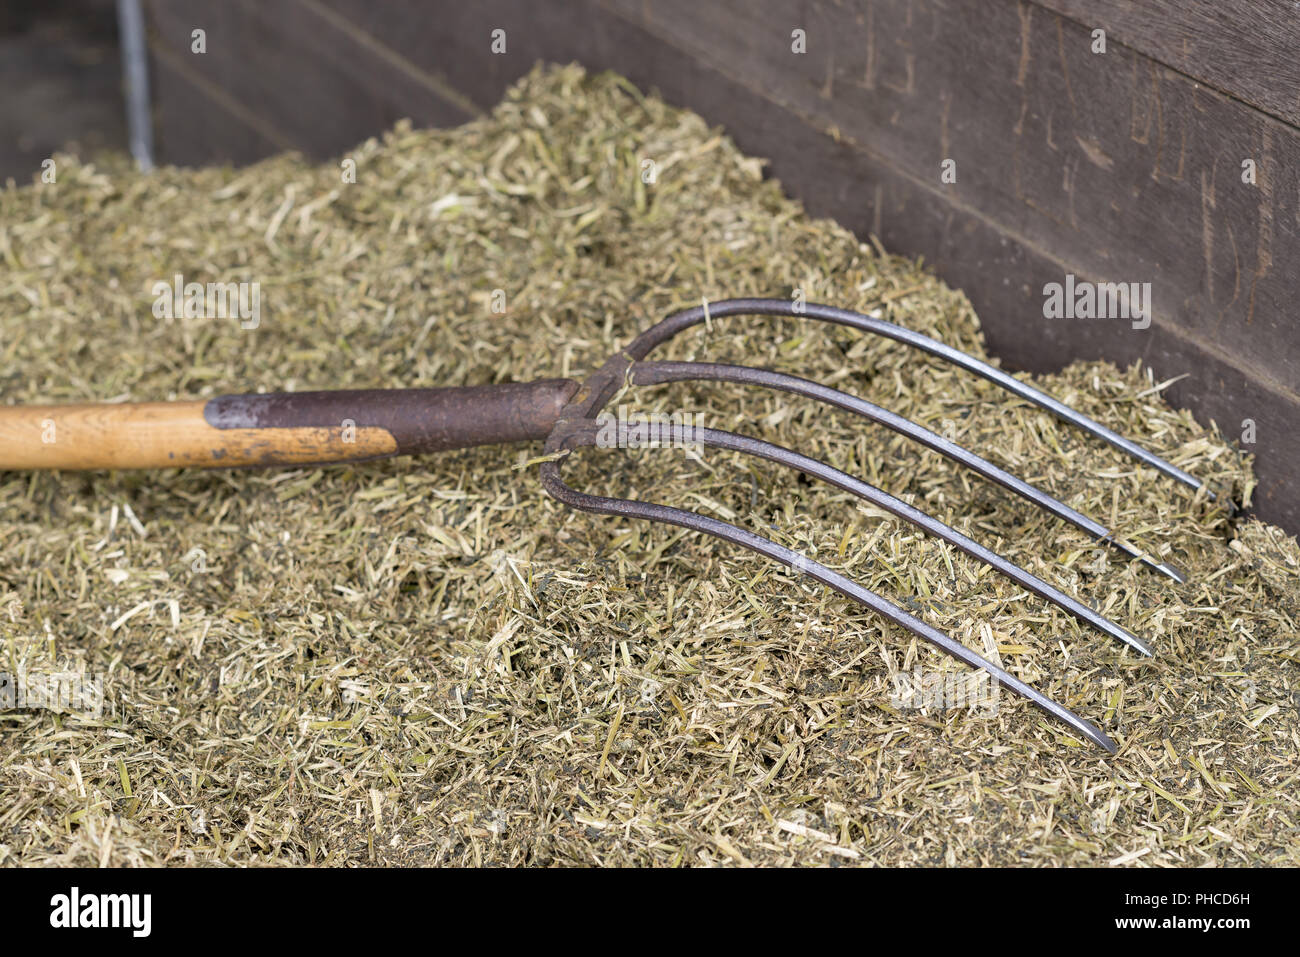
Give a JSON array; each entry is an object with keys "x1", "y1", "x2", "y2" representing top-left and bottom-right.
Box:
[
  {"x1": 0, "y1": 400, "x2": 397, "y2": 470},
  {"x1": 0, "y1": 381, "x2": 577, "y2": 471}
]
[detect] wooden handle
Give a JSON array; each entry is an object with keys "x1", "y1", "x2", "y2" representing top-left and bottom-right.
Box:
[{"x1": 0, "y1": 380, "x2": 578, "y2": 471}]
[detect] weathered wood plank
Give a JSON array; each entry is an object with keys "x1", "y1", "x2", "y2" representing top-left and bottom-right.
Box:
[
  {"x1": 144, "y1": 0, "x2": 478, "y2": 163},
  {"x1": 148, "y1": 49, "x2": 284, "y2": 167},
  {"x1": 314, "y1": 0, "x2": 544, "y2": 110},
  {"x1": 0, "y1": 0, "x2": 125, "y2": 182},
  {"x1": 1039, "y1": 0, "x2": 1300, "y2": 129}
]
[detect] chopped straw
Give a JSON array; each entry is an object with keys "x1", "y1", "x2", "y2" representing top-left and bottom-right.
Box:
[{"x1": 0, "y1": 64, "x2": 1296, "y2": 866}]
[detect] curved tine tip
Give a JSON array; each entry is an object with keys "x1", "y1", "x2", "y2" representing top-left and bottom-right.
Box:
[
  {"x1": 1122, "y1": 628, "x2": 1155, "y2": 658},
  {"x1": 1056, "y1": 718, "x2": 1118, "y2": 754},
  {"x1": 1087, "y1": 614, "x2": 1152, "y2": 657},
  {"x1": 1147, "y1": 558, "x2": 1187, "y2": 584}
]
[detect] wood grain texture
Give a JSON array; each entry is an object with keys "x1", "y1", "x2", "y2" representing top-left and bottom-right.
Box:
[
  {"x1": 144, "y1": 0, "x2": 479, "y2": 164},
  {"x1": 148, "y1": 48, "x2": 289, "y2": 167},
  {"x1": 0, "y1": 401, "x2": 398, "y2": 469},
  {"x1": 1039, "y1": 0, "x2": 1300, "y2": 128}
]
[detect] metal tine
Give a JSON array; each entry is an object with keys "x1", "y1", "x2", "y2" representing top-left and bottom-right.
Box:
[
  {"x1": 622, "y1": 298, "x2": 1211, "y2": 498},
  {"x1": 605, "y1": 417, "x2": 1150, "y2": 656},
  {"x1": 538, "y1": 442, "x2": 1119, "y2": 754},
  {"x1": 631, "y1": 360, "x2": 1186, "y2": 583}
]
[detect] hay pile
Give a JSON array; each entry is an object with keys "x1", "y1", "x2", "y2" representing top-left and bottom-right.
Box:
[{"x1": 0, "y1": 64, "x2": 1296, "y2": 866}]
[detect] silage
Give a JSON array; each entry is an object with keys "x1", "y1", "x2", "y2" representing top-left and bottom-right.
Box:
[{"x1": 0, "y1": 64, "x2": 1295, "y2": 867}]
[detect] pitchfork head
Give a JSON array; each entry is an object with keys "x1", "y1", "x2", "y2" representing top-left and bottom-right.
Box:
[{"x1": 540, "y1": 299, "x2": 1211, "y2": 754}]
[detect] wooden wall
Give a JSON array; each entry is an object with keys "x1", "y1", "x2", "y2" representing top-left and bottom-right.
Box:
[
  {"x1": 0, "y1": 0, "x2": 124, "y2": 182},
  {"x1": 142, "y1": 0, "x2": 1300, "y2": 533}
]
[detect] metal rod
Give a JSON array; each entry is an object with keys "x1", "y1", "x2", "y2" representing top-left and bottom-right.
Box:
[
  {"x1": 116, "y1": 0, "x2": 155, "y2": 172},
  {"x1": 625, "y1": 298, "x2": 1209, "y2": 496},
  {"x1": 540, "y1": 448, "x2": 1119, "y2": 754},
  {"x1": 633, "y1": 359, "x2": 1185, "y2": 582}
]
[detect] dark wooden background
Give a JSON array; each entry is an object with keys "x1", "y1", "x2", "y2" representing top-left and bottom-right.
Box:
[
  {"x1": 0, "y1": 0, "x2": 124, "y2": 181},
  {"x1": 137, "y1": 0, "x2": 1298, "y2": 532}
]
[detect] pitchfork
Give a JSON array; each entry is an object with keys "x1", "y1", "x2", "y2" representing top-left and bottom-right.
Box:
[{"x1": 0, "y1": 299, "x2": 1210, "y2": 752}]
